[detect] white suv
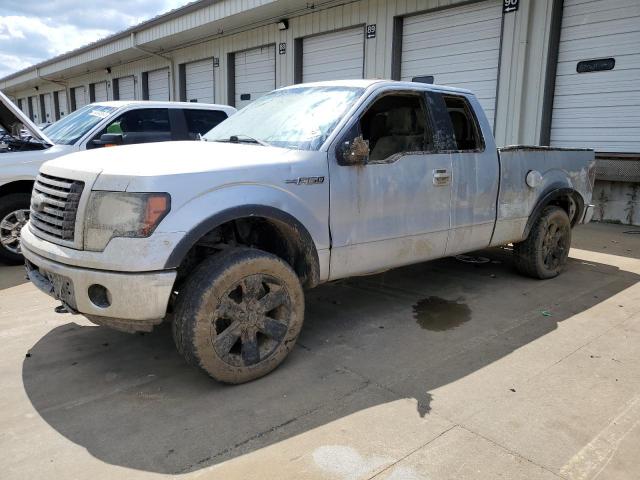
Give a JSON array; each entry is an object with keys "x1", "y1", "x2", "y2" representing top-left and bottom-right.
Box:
[{"x1": 0, "y1": 91, "x2": 235, "y2": 263}]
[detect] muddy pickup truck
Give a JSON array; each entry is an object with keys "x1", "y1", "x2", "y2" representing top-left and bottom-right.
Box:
[{"x1": 21, "y1": 80, "x2": 595, "y2": 384}]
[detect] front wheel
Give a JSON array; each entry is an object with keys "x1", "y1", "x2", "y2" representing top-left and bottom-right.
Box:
[
  {"x1": 172, "y1": 248, "x2": 305, "y2": 384},
  {"x1": 0, "y1": 193, "x2": 31, "y2": 264},
  {"x1": 513, "y1": 206, "x2": 571, "y2": 279}
]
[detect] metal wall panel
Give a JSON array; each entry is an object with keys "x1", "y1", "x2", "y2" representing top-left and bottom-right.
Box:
[
  {"x1": 302, "y1": 27, "x2": 365, "y2": 82},
  {"x1": 400, "y1": 0, "x2": 502, "y2": 128},
  {"x1": 73, "y1": 86, "x2": 87, "y2": 110},
  {"x1": 185, "y1": 58, "x2": 214, "y2": 103},
  {"x1": 147, "y1": 68, "x2": 170, "y2": 101},
  {"x1": 234, "y1": 45, "x2": 275, "y2": 109},
  {"x1": 117, "y1": 76, "x2": 136, "y2": 100},
  {"x1": 551, "y1": 0, "x2": 640, "y2": 153},
  {"x1": 93, "y1": 81, "x2": 108, "y2": 102}
]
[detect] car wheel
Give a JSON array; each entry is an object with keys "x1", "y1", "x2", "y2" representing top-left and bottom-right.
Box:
[
  {"x1": 173, "y1": 248, "x2": 305, "y2": 384},
  {"x1": 514, "y1": 206, "x2": 571, "y2": 279},
  {"x1": 0, "y1": 193, "x2": 31, "y2": 265}
]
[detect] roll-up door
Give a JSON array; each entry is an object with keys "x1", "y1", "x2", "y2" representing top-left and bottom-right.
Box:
[
  {"x1": 234, "y1": 45, "x2": 275, "y2": 109},
  {"x1": 93, "y1": 81, "x2": 108, "y2": 102},
  {"x1": 57, "y1": 91, "x2": 68, "y2": 117},
  {"x1": 400, "y1": 0, "x2": 502, "y2": 128},
  {"x1": 185, "y1": 58, "x2": 214, "y2": 103},
  {"x1": 117, "y1": 76, "x2": 135, "y2": 100},
  {"x1": 73, "y1": 86, "x2": 87, "y2": 110},
  {"x1": 42, "y1": 93, "x2": 53, "y2": 123},
  {"x1": 302, "y1": 27, "x2": 365, "y2": 82},
  {"x1": 550, "y1": 0, "x2": 640, "y2": 153},
  {"x1": 147, "y1": 68, "x2": 170, "y2": 101}
]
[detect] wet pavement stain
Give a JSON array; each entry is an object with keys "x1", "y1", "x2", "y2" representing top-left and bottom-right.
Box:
[{"x1": 412, "y1": 296, "x2": 471, "y2": 331}]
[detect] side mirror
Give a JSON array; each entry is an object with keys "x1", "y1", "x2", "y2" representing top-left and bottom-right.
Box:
[
  {"x1": 338, "y1": 135, "x2": 369, "y2": 166},
  {"x1": 93, "y1": 133, "x2": 124, "y2": 147}
]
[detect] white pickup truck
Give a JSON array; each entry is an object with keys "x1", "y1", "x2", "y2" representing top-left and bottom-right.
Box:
[
  {"x1": 0, "y1": 91, "x2": 235, "y2": 263},
  {"x1": 21, "y1": 80, "x2": 595, "y2": 384}
]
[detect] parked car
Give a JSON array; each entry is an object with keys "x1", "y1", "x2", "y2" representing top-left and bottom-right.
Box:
[
  {"x1": 21, "y1": 80, "x2": 595, "y2": 384},
  {"x1": 0, "y1": 90, "x2": 235, "y2": 263}
]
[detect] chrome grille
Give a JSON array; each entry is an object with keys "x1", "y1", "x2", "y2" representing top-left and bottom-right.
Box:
[{"x1": 30, "y1": 173, "x2": 84, "y2": 243}]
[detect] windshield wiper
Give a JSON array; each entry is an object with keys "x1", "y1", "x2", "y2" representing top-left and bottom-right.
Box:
[{"x1": 215, "y1": 134, "x2": 271, "y2": 147}]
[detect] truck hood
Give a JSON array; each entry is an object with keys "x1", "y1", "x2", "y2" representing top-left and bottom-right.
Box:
[
  {"x1": 41, "y1": 140, "x2": 302, "y2": 189},
  {"x1": 0, "y1": 90, "x2": 54, "y2": 145}
]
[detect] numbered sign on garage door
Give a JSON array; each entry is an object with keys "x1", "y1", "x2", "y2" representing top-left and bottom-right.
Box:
[
  {"x1": 400, "y1": 0, "x2": 502, "y2": 128},
  {"x1": 148, "y1": 68, "x2": 170, "y2": 101},
  {"x1": 550, "y1": 0, "x2": 640, "y2": 153},
  {"x1": 234, "y1": 45, "x2": 275, "y2": 109},
  {"x1": 117, "y1": 76, "x2": 135, "y2": 100},
  {"x1": 93, "y1": 82, "x2": 108, "y2": 102},
  {"x1": 186, "y1": 58, "x2": 214, "y2": 103},
  {"x1": 302, "y1": 27, "x2": 365, "y2": 82},
  {"x1": 73, "y1": 86, "x2": 87, "y2": 110}
]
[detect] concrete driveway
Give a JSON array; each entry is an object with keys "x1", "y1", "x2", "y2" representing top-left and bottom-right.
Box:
[{"x1": 1, "y1": 223, "x2": 639, "y2": 479}]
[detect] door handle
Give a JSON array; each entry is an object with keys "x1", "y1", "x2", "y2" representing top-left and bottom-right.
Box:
[{"x1": 433, "y1": 169, "x2": 451, "y2": 186}]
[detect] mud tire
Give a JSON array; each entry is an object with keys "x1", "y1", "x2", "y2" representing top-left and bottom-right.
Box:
[
  {"x1": 514, "y1": 206, "x2": 571, "y2": 279},
  {"x1": 172, "y1": 248, "x2": 304, "y2": 384}
]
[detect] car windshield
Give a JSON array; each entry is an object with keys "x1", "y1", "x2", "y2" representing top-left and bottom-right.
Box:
[
  {"x1": 203, "y1": 86, "x2": 364, "y2": 150},
  {"x1": 45, "y1": 105, "x2": 117, "y2": 145}
]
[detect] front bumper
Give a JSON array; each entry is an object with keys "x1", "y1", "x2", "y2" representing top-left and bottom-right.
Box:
[{"x1": 22, "y1": 244, "x2": 177, "y2": 326}]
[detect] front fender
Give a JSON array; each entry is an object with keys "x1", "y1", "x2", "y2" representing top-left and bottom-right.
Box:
[{"x1": 158, "y1": 183, "x2": 329, "y2": 272}]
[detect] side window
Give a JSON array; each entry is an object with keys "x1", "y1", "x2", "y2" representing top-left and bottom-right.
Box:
[
  {"x1": 360, "y1": 94, "x2": 433, "y2": 162},
  {"x1": 91, "y1": 108, "x2": 171, "y2": 147},
  {"x1": 442, "y1": 95, "x2": 483, "y2": 151},
  {"x1": 184, "y1": 109, "x2": 228, "y2": 139}
]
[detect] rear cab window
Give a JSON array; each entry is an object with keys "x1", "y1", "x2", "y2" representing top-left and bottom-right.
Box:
[
  {"x1": 442, "y1": 95, "x2": 484, "y2": 152},
  {"x1": 183, "y1": 109, "x2": 228, "y2": 139}
]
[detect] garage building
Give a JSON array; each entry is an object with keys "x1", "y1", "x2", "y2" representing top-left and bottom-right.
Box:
[{"x1": 1, "y1": 0, "x2": 638, "y2": 224}]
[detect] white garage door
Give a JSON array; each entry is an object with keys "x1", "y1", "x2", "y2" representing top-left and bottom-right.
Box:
[
  {"x1": 29, "y1": 97, "x2": 38, "y2": 122},
  {"x1": 551, "y1": 0, "x2": 640, "y2": 153},
  {"x1": 185, "y1": 58, "x2": 214, "y2": 103},
  {"x1": 42, "y1": 93, "x2": 54, "y2": 123},
  {"x1": 401, "y1": 0, "x2": 502, "y2": 128},
  {"x1": 93, "y1": 82, "x2": 108, "y2": 102},
  {"x1": 234, "y1": 45, "x2": 275, "y2": 109},
  {"x1": 73, "y1": 86, "x2": 87, "y2": 110},
  {"x1": 148, "y1": 68, "x2": 170, "y2": 101},
  {"x1": 302, "y1": 28, "x2": 365, "y2": 82},
  {"x1": 19, "y1": 98, "x2": 28, "y2": 116},
  {"x1": 57, "y1": 90, "x2": 68, "y2": 118},
  {"x1": 117, "y1": 76, "x2": 135, "y2": 100}
]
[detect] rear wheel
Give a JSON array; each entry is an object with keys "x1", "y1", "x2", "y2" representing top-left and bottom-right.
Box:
[
  {"x1": 173, "y1": 248, "x2": 304, "y2": 384},
  {"x1": 513, "y1": 206, "x2": 571, "y2": 279},
  {"x1": 0, "y1": 193, "x2": 31, "y2": 264}
]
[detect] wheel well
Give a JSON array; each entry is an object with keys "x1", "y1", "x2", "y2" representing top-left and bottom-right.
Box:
[
  {"x1": 175, "y1": 216, "x2": 319, "y2": 290},
  {"x1": 0, "y1": 180, "x2": 34, "y2": 197},
  {"x1": 547, "y1": 191, "x2": 583, "y2": 227}
]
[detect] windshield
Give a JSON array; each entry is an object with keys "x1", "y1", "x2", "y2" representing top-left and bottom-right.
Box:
[
  {"x1": 46, "y1": 105, "x2": 117, "y2": 145},
  {"x1": 203, "y1": 86, "x2": 364, "y2": 150}
]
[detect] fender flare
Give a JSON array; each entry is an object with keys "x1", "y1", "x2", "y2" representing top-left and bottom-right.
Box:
[
  {"x1": 523, "y1": 186, "x2": 585, "y2": 239},
  {"x1": 164, "y1": 204, "x2": 320, "y2": 287}
]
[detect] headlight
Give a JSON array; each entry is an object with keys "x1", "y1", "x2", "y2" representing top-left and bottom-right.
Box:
[{"x1": 84, "y1": 192, "x2": 170, "y2": 251}]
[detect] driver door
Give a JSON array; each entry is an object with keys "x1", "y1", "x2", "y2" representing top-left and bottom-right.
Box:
[{"x1": 328, "y1": 91, "x2": 452, "y2": 280}]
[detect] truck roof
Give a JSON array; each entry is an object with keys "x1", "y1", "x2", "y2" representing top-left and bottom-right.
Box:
[
  {"x1": 280, "y1": 79, "x2": 474, "y2": 95},
  {"x1": 91, "y1": 101, "x2": 236, "y2": 112}
]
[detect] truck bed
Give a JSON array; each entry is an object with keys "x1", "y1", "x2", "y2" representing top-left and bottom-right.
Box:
[{"x1": 491, "y1": 146, "x2": 595, "y2": 246}]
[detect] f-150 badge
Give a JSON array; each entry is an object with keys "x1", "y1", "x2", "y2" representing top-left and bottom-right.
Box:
[{"x1": 285, "y1": 176, "x2": 325, "y2": 185}]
